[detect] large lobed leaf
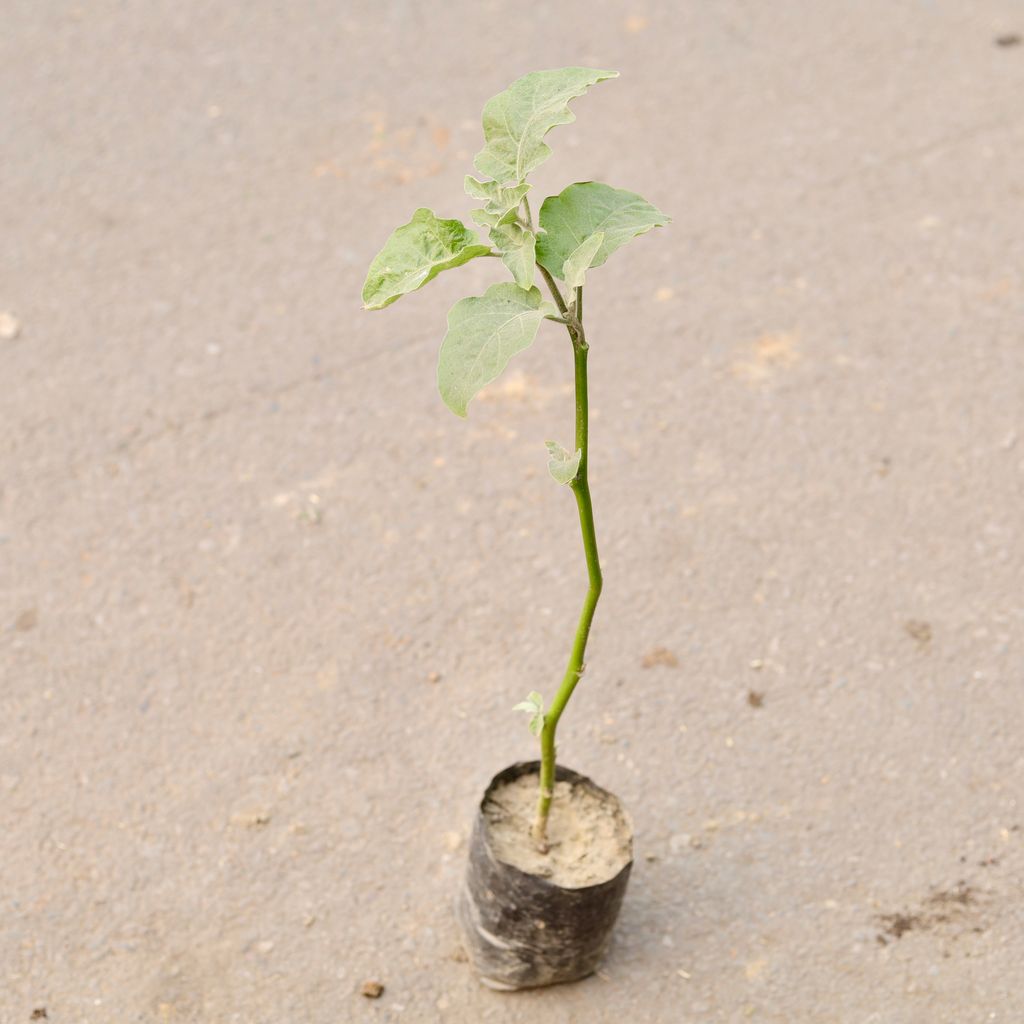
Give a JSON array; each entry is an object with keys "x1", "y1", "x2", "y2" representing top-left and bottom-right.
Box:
[
  {"x1": 536, "y1": 182, "x2": 670, "y2": 282},
  {"x1": 473, "y1": 68, "x2": 618, "y2": 183},
  {"x1": 362, "y1": 208, "x2": 490, "y2": 310},
  {"x1": 437, "y1": 283, "x2": 554, "y2": 417}
]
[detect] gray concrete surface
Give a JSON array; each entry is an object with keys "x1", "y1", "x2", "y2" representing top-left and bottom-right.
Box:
[{"x1": 3, "y1": 2, "x2": 1024, "y2": 1021}]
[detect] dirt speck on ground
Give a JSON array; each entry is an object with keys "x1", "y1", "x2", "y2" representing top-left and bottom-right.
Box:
[
  {"x1": 360, "y1": 980, "x2": 384, "y2": 999},
  {"x1": 904, "y1": 619, "x2": 933, "y2": 647},
  {"x1": 877, "y1": 881, "x2": 984, "y2": 943},
  {"x1": 485, "y1": 772, "x2": 632, "y2": 887},
  {"x1": 13, "y1": 608, "x2": 37, "y2": 632},
  {"x1": 641, "y1": 646, "x2": 678, "y2": 668}
]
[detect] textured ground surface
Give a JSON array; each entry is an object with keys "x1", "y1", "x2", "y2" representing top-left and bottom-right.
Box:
[{"x1": 2, "y1": 2, "x2": 1024, "y2": 1022}]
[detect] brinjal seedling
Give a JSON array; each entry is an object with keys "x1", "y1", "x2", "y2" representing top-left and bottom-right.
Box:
[{"x1": 362, "y1": 67, "x2": 669, "y2": 851}]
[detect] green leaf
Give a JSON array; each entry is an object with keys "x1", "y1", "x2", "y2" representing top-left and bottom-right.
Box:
[
  {"x1": 536, "y1": 182, "x2": 670, "y2": 282},
  {"x1": 513, "y1": 690, "x2": 543, "y2": 713},
  {"x1": 513, "y1": 691, "x2": 545, "y2": 736},
  {"x1": 469, "y1": 207, "x2": 518, "y2": 229},
  {"x1": 545, "y1": 441, "x2": 582, "y2": 485},
  {"x1": 561, "y1": 231, "x2": 604, "y2": 291},
  {"x1": 362, "y1": 208, "x2": 491, "y2": 310},
  {"x1": 489, "y1": 222, "x2": 536, "y2": 290},
  {"x1": 437, "y1": 283, "x2": 550, "y2": 417},
  {"x1": 464, "y1": 176, "x2": 531, "y2": 219},
  {"x1": 474, "y1": 68, "x2": 618, "y2": 183}
]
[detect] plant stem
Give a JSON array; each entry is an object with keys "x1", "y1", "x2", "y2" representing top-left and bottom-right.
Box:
[
  {"x1": 533, "y1": 302, "x2": 602, "y2": 850},
  {"x1": 537, "y1": 263, "x2": 570, "y2": 319}
]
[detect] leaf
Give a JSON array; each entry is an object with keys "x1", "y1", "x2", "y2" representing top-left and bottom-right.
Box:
[
  {"x1": 561, "y1": 232, "x2": 604, "y2": 291},
  {"x1": 513, "y1": 691, "x2": 545, "y2": 736},
  {"x1": 437, "y1": 283, "x2": 550, "y2": 417},
  {"x1": 469, "y1": 207, "x2": 519, "y2": 229},
  {"x1": 464, "y1": 176, "x2": 531, "y2": 219},
  {"x1": 513, "y1": 691, "x2": 543, "y2": 713},
  {"x1": 545, "y1": 441, "x2": 582, "y2": 485},
  {"x1": 362, "y1": 208, "x2": 490, "y2": 310},
  {"x1": 473, "y1": 68, "x2": 618, "y2": 183},
  {"x1": 536, "y1": 182, "x2": 670, "y2": 282},
  {"x1": 488, "y1": 222, "x2": 536, "y2": 289}
]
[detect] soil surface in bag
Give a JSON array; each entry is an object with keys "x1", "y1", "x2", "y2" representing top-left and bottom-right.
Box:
[{"x1": 484, "y1": 770, "x2": 632, "y2": 887}]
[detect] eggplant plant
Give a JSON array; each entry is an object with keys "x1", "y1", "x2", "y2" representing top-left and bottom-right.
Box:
[{"x1": 362, "y1": 67, "x2": 669, "y2": 851}]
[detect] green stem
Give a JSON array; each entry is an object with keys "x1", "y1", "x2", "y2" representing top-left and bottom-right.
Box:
[
  {"x1": 533, "y1": 311, "x2": 602, "y2": 850},
  {"x1": 537, "y1": 263, "x2": 570, "y2": 319}
]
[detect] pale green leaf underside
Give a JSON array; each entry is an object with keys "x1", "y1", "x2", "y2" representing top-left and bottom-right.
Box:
[
  {"x1": 464, "y1": 176, "x2": 531, "y2": 218},
  {"x1": 474, "y1": 67, "x2": 618, "y2": 183},
  {"x1": 536, "y1": 182, "x2": 670, "y2": 281},
  {"x1": 545, "y1": 441, "x2": 582, "y2": 485},
  {"x1": 362, "y1": 208, "x2": 490, "y2": 310},
  {"x1": 561, "y1": 231, "x2": 604, "y2": 290},
  {"x1": 489, "y1": 222, "x2": 536, "y2": 289},
  {"x1": 513, "y1": 691, "x2": 545, "y2": 736},
  {"x1": 437, "y1": 283, "x2": 549, "y2": 417},
  {"x1": 469, "y1": 207, "x2": 517, "y2": 229}
]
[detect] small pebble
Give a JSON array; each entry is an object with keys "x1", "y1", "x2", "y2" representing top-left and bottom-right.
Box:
[
  {"x1": 427, "y1": 671, "x2": 442, "y2": 683},
  {"x1": 360, "y1": 980, "x2": 384, "y2": 999},
  {"x1": 904, "y1": 619, "x2": 932, "y2": 647},
  {"x1": 0, "y1": 312, "x2": 20, "y2": 340},
  {"x1": 230, "y1": 809, "x2": 271, "y2": 828}
]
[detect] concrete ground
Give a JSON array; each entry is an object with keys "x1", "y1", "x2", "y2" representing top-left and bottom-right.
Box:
[{"x1": 2, "y1": 2, "x2": 1023, "y2": 1021}]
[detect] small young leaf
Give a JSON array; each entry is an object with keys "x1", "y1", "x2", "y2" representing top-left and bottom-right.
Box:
[
  {"x1": 561, "y1": 231, "x2": 604, "y2": 291},
  {"x1": 437, "y1": 283, "x2": 550, "y2": 417},
  {"x1": 489, "y1": 222, "x2": 536, "y2": 290},
  {"x1": 512, "y1": 691, "x2": 543, "y2": 713},
  {"x1": 464, "y1": 176, "x2": 531, "y2": 219},
  {"x1": 469, "y1": 207, "x2": 518, "y2": 229},
  {"x1": 513, "y1": 691, "x2": 545, "y2": 736},
  {"x1": 536, "y1": 182, "x2": 670, "y2": 281},
  {"x1": 362, "y1": 209, "x2": 491, "y2": 310},
  {"x1": 474, "y1": 68, "x2": 619, "y2": 183},
  {"x1": 545, "y1": 441, "x2": 582, "y2": 485}
]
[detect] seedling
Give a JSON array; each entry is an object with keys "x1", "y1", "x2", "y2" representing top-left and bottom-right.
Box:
[{"x1": 362, "y1": 68, "x2": 669, "y2": 849}]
